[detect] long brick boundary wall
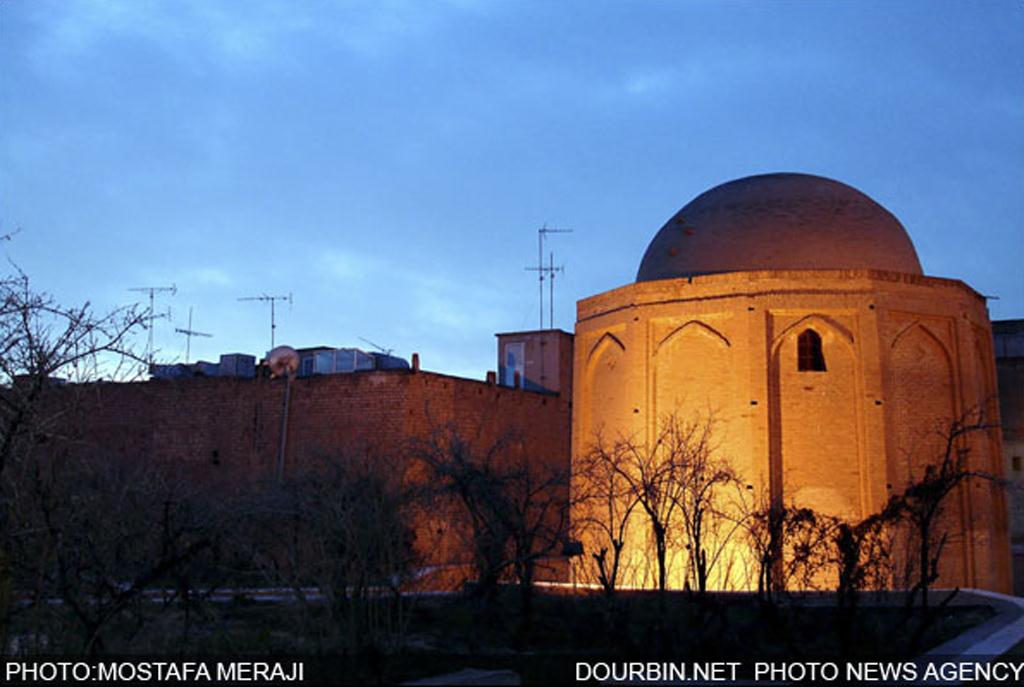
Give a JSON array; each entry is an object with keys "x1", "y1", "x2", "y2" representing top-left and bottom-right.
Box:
[
  {"x1": 53, "y1": 369, "x2": 568, "y2": 479},
  {"x1": 39, "y1": 369, "x2": 572, "y2": 585}
]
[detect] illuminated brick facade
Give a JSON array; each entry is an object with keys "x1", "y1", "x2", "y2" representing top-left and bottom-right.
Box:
[{"x1": 571, "y1": 174, "x2": 1012, "y2": 593}]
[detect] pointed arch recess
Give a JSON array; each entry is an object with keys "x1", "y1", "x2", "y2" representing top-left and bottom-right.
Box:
[
  {"x1": 652, "y1": 318, "x2": 735, "y2": 443},
  {"x1": 890, "y1": 321, "x2": 952, "y2": 369},
  {"x1": 770, "y1": 312, "x2": 863, "y2": 521},
  {"x1": 656, "y1": 320, "x2": 730, "y2": 354},
  {"x1": 587, "y1": 332, "x2": 625, "y2": 369},
  {"x1": 584, "y1": 330, "x2": 629, "y2": 443},
  {"x1": 771, "y1": 314, "x2": 854, "y2": 358},
  {"x1": 887, "y1": 319, "x2": 961, "y2": 583}
]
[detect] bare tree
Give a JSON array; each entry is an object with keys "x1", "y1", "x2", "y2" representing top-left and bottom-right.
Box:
[
  {"x1": 735, "y1": 485, "x2": 777, "y2": 601},
  {"x1": 736, "y1": 487, "x2": 834, "y2": 602},
  {"x1": 0, "y1": 266, "x2": 146, "y2": 478},
  {"x1": 596, "y1": 414, "x2": 722, "y2": 596},
  {"x1": 412, "y1": 423, "x2": 568, "y2": 626},
  {"x1": 825, "y1": 510, "x2": 899, "y2": 653},
  {"x1": 887, "y1": 408, "x2": 1001, "y2": 612},
  {"x1": 573, "y1": 433, "x2": 640, "y2": 597},
  {"x1": 506, "y1": 455, "x2": 569, "y2": 627},
  {"x1": 231, "y1": 449, "x2": 418, "y2": 654},
  {"x1": 616, "y1": 424, "x2": 684, "y2": 595},
  {"x1": 412, "y1": 426, "x2": 516, "y2": 600},
  {"x1": 667, "y1": 418, "x2": 742, "y2": 595},
  {"x1": 0, "y1": 256, "x2": 146, "y2": 651},
  {"x1": 829, "y1": 509, "x2": 898, "y2": 608},
  {"x1": 3, "y1": 451, "x2": 217, "y2": 654}
]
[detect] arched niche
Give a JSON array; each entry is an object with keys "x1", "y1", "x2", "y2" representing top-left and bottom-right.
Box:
[
  {"x1": 770, "y1": 316, "x2": 861, "y2": 520},
  {"x1": 888, "y1": 322, "x2": 956, "y2": 478},
  {"x1": 584, "y1": 332, "x2": 629, "y2": 444},
  {"x1": 653, "y1": 320, "x2": 733, "y2": 431},
  {"x1": 888, "y1": 321, "x2": 965, "y2": 585}
]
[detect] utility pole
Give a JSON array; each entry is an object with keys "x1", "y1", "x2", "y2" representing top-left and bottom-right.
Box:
[
  {"x1": 524, "y1": 225, "x2": 571, "y2": 329},
  {"x1": 127, "y1": 284, "x2": 176, "y2": 366},
  {"x1": 238, "y1": 293, "x2": 292, "y2": 350},
  {"x1": 174, "y1": 307, "x2": 212, "y2": 362}
]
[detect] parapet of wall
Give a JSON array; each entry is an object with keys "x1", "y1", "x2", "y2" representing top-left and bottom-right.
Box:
[{"x1": 54, "y1": 369, "x2": 570, "y2": 481}]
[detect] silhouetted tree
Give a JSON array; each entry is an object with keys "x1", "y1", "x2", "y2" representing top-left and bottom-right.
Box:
[
  {"x1": 668, "y1": 419, "x2": 742, "y2": 595},
  {"x1": 612, "y1": 417, "x2": 689, "y2": 596},
  {"x1": 0, "y1": 269, "x2": 144, "y2": 461},
  {"x1": 573, "y1": 432, "x2": 639, "y2": 597},
  {"x1": 412, "y1": 423, "x2": 568, "y2": 628},
  {"x1": 736, "y1": 488, "x2": 833, "y2": 602},
  {"x1": 232, "y1": 449, "x2": 418, "y2": 654},
  {"x1": 0, "y1": 247, "x2": 146, "y2": 651},
  {"x1": 887, "y1": 408, "x2": 1001, "y2": 612},
  {"x1": 4, "y1": 452, "x2": 217, "y2": 654}
]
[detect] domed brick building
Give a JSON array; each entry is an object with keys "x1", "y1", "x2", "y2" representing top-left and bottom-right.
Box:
[{"x1": 571, "y1": 172, "x2": 1012, "y2": 592}]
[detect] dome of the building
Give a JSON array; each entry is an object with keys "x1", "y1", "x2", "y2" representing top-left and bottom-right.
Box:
[{"x1": 636, "y1": 173, "x2": 923, "y2": 282}]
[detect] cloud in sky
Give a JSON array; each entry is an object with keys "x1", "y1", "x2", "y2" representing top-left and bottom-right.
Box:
[
  {"x1": 316, "y1": 249, "x2": 388, "y2": 283},
  {"x1": 189, "y1": 267, "x2": 233, "y2": 288},
  {"x1": 1, "y1": 1, "x2": 1021, "y2": 377},
  {"x1": 24, "y1": 0, "x2": 479, "y2": 70}
]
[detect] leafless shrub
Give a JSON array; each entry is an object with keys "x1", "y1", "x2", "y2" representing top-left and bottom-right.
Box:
[
  {"x1": 579, "y1": 414, "x2": 741, "y2": 599},
  {"x1": 412, "y1": 423, "x2": 568, "y2": 626},
  {"x1": 0, "y1": 254, "x2": 148, "y2": 652},
  {"x1": 885, "y1": 407, "x2": 1003, "y2": 613},
  {"x1": 3, "y1": 452, "x2": 217, "y2": 654},
  {"x1": 572, "y1": 432, "x2": 640, "y2": 597},
  {"x1": 230, "y1": 449, "x2": 418, "y2": 654}
]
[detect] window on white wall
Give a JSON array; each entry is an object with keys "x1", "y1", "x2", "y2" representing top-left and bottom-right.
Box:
[{"x1": 504, "y1": 342, "x2": 525, "y2": 386}]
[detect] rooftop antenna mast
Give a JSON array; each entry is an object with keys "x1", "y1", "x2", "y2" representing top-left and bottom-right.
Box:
[
  {"x1": 548, "y1": 251, "x2": 566, "y2": 330},
  {"x1": 359, "y1": 337, "x2": 394, "y2": 356},
  {"x1": 174, "y1": 307, "x2": 213, "y2": 362},
  {"x1": 238, "y1": 293, "x2": 292, "y2": 350},
  {"x1": 524, "y1": 224, "x2": 571, "y2": 329},
  {"x1": 127, "y1": 284, "x2": 176, "y2": 366}
]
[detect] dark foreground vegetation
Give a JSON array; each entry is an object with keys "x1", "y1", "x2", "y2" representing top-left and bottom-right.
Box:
[{"x1": 3, "y1": 587, "x2": 993, "y2": 684}]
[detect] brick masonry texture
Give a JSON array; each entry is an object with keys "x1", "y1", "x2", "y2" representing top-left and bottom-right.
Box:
[
  {"x1": 42, "y1": 369, "x2": 572, "y2": 581},
  {"x1": 572, "y1": 268, "x2": 1012, "y2": 593}
]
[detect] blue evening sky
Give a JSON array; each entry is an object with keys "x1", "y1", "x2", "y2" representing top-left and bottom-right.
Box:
[{"x1": 1, "y1": 1, "x2": 1021, "y2": 379}]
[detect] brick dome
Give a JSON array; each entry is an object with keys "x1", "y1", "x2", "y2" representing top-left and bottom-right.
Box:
[{"x1": 636, "y1": 173, "x2": 923, "y2": 282}]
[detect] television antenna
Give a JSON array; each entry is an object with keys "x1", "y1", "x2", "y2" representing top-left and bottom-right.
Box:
[
  {"x1": 238, "y1": 293, "x2": 292, "y2": 349},
  {"x1": 359, "y1": 337, "x2": 394, "y2": 356},
  {"x1": 127, "y1": 284, "x2": 176, "y2": 365},
  {"x1": 174, "y1": 307, "x2": 213, "y2": 362},
  {"x1": 524, "y1": 225, "x2": 571, "y2": 329},
  {"x1": 546, "y1": 252, "x2": 565, "y2": 330}
]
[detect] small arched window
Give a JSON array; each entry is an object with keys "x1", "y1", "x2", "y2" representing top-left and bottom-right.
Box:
[{"x1": 797, "y1": 329, "x2": 826, "y2": 372}]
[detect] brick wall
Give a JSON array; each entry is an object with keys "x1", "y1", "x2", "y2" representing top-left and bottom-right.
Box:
[
  {"x1": 42, "y1": 368, "x2": 572, "y2": 582},
  {"x1": 52, "y1": 370, "x2": 566, "y2": 475}
]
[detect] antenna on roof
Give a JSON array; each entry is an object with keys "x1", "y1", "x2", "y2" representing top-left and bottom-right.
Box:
[
  {"x1": 238, "y1": 292, "x2": 292, "y2": 350},
  {"x1": 127, "y1": 283, "x2": 177, "y2": 366},
  {"x1": 524, "y1": 225, "x2": 571, "y2": 329},
  {"x1": 548, "y1": 251, "x2": 566, "y2": 330},
  {"x1": 359, "y1": 337, "x2": 394, "y2": 356},
  {"x1": 174, "y1": 306, "x2": 213, "y2": 362}
]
